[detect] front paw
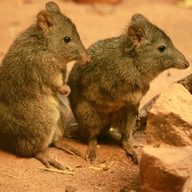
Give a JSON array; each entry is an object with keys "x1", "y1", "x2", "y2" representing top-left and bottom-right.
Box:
[
  {"x1": 58, "y1": 84, "x2": 71, "y2": 96},
  {"x1": 86, "y1": 147, "x2": 96, "y2": 164},
  {"x1": 121, "y1": 140, "x2": 138, "y2": 164}
]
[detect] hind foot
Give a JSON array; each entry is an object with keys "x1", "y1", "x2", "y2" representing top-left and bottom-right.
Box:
[
  {"x1": 53, "y1": 140, "x2": 85, "y2": 159},
  {"x1": 35, "y1": 149, "x2": 64, "y2": 170}
]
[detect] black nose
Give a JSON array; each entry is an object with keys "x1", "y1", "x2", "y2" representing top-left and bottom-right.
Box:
[{"x1": 185, "y1": 62, "x2": 190, "y2": 68}]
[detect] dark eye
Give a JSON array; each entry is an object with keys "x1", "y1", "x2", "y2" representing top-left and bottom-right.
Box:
[
  {"x1": 64, "y1": 37, "x2": 71, "y2": 43},
  {"x1": 158, "y1": 45, "x2": 166, "y2": 52}
]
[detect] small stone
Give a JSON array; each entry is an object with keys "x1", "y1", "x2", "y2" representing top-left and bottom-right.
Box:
[{"x1": 65, "y1": 185, "x2": 77, "y2": 192}]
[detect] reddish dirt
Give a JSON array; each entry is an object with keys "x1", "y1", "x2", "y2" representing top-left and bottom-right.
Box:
[{"x1": 0, "y1": 0, "x2": 191, "y2": 191}]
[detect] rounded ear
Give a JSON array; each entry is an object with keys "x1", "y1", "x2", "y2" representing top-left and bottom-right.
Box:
[
  {"x1": 131, "y1": 14, "x2": 148, "y2": 25},
  {"x1": 45, "y1": 2, "x2": 60, "y2": 13},
  {"x1": 128, "y1": 25, "x2": 145, "y2": 44},
  {"x1": 37, "y1": 11, "x2": 53, "y2": 32}
]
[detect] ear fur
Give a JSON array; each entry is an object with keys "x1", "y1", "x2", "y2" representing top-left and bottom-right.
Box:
[
  {"x1": 131, "y1": 14, "x2": 148, "y2": 26},
  {"x1": 37, "y1": 11, "x2": 53, "y2": 32},
  {"x1": 45, "y1": 2, "x2": 60, "y2": 13},
  {"x1": 128, "y1": 25, "x2": 145, "y2": 44}
]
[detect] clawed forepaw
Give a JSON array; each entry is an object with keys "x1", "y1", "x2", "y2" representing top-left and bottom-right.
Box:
[
  {"x1": 86, "y1": 148, "x2": 96, "y2": 164},
  {"x1": 125, "y1": 150, "x2": 138, "y2": 164}
]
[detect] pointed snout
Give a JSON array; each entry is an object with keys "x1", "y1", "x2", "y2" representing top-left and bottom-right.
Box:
[
  {"x1": 78, "y1": 52, "x2": 91, "y2": 64},
  {"x1": 176, "y1": 58, "x2": 190, "y2": 69}
]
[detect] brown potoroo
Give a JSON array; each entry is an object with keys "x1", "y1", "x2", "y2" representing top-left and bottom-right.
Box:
[
  {"x1": 67, "y1": 14, "x2": 189, "y2": 164},
  {"x1": 0, "y1": 2, "x2": 90, "y2": 169}
]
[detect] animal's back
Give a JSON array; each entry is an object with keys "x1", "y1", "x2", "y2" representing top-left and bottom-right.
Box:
[{"x1": 68, "y1": 36, "x2": 140, "y2": 112}]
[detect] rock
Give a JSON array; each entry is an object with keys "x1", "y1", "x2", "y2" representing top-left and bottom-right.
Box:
[
  {"x1": 181, "y1": 171, "x2": 192, "y2": 192},
  {"x1": 146, "y1": 83, "x2": 192, "y2": 146},
  {"x1": 140, "y1": 145, "x2": 192, "y2": 192},
  {"x1": 140, "y1": 83, "x2": 192, "y2": 192}
]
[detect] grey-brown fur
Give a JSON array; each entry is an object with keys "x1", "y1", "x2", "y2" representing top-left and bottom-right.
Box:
[
  {"x1": 67, "y1": 14, "x2": 189, "y2": 164},
  {"x1": 0, "y1": 2, "x2": 89, "y2": 169}
]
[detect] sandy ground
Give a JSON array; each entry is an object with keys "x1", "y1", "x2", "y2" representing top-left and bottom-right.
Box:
[{"x1": 0, "y1": 0, "x2": 191, "y2": 191}]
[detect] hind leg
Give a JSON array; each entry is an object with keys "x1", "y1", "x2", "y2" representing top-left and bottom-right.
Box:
[
  {"x1": 86, "y1": 120, "x2": 110, "y2": 164},
  {"x1": 120, "y1": 116, "x2": 138, "y2": 164},
  {"x1": 112, "y1": 106, "x2": 138, "y2": 164},
  {"x1": 72, "y1": 101, "x2": 105, "y2": 164},
  {"x1": 52, "y1": 96, "x2": 85, "y2": 159}
]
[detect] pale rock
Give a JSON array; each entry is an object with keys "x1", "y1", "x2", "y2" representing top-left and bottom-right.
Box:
[
  {"x1": 146, "y1": 83, "x2": 192, "y2": 146},
  {"x1": 140, "y1": 83, "x2": 192, "y2": 192},
  {"x1": 140, "y1": 145, "x2": 192, "y2": 192}
]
